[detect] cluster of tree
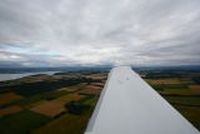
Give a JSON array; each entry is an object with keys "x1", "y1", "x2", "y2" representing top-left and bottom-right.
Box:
[{"x1": 65, "y1": 101, "x2": 90, "y2": 115}]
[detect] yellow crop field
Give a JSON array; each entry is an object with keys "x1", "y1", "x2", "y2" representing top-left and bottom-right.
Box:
[
  {"x1": 78, "y1": 85, "x2": 102, "y2": 95},
  {"x1": 30, "y1": 101, "x2": 65, "y2": 117},
  {"x1": 145, "y1": 78, "x2": 184, "y2": 85},
  {"x1": 55, "y1": 93, "x2": 85, "y2": 105},
  {"x1": 189, "y1": 85, "x2": 200, "y2": 94},
  {"x1": 58, "y1": 83, "x2": 87, "y2": 92},
  {"x1": 0, "y1": 92, "x2": 23, "y2": 105},
  {"x1": 30, "y1": 93, "x2": 85, "y2": 117}
]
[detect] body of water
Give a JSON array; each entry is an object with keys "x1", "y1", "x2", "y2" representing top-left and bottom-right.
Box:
[{"x1": 0, "y1": 71, "x2": 58, "y2": 81}]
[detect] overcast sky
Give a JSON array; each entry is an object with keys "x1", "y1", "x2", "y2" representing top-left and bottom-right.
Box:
[{"x1": 0, "y1": 0, "x2": 200, "y2": 67}]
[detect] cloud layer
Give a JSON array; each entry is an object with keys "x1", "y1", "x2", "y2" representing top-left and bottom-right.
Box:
[{"x1": 0, "y1": 0, "x2": 200, "y2": 67}]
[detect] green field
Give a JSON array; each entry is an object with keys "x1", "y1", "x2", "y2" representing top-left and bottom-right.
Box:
[
  {"x1": 165, "y1": 96, "x2": 200, "y2": 106},
  {"x1": 0, "y1": 110, "x2": 51, "y2": 134}
]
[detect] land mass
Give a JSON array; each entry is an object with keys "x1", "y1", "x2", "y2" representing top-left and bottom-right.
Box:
[{"x1": 0, "y1": 66, "x2": 199, "y2": 134}]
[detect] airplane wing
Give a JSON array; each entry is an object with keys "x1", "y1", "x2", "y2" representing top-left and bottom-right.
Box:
[{"x1": 84, "y1": 66, "x2": 199, "y2": 134}]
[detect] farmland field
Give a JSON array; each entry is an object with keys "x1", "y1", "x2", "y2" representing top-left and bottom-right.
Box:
[
  {"x1": 0, "y1": 92, "x2": 23, "y2": 105},
  {"x1": 30, "y1": 101, "x2": 66, "y2": 117},
  {"x1": 0, "y1": 110, "x2": 51, "y2": 134},
  {"x1": 0, "y1": 70, "x2": 107, "y2": 134},
  {"x1": 32, "y1": 109, "x2": 94, "y2": 134},
  {"x1": 0, "y1": 105, "x2": 23, "y2": 116},
  {"x1": 0, "y1": 66, "x2": 199, "y2": 133}
]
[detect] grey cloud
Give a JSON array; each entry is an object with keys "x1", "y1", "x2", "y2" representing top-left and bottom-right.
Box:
[{"x1": 0, "y1": 0, "x2": 200, "y2": 67}]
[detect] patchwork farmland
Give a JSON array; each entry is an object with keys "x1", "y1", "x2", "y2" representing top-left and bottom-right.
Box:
[
  {"x1": 0, "y1": 67, "x2": 200, "y2": 133},
  {"x1": 0, "y1": 71, "x2": 107, "y2": 134}
]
